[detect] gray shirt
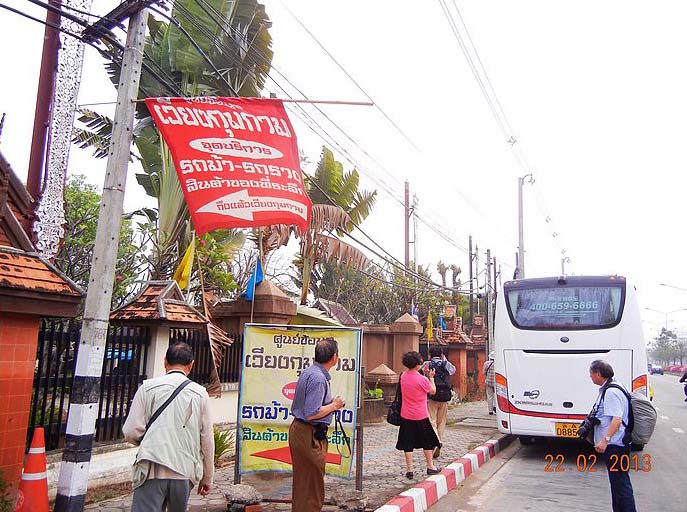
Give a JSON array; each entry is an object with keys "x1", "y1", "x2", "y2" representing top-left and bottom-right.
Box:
[{"x1": 291, "y1": 363, "x2": 333, "y2": 426}]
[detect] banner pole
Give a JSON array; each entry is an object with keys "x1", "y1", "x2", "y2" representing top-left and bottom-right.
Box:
[{"x1": 356, "y1": 365, "x2": 364, "y2": 491}]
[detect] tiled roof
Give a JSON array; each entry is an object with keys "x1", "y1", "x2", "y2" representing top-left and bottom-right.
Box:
[
  {"x1": 312, "y1": 298, "x2": 357, "y2": 325},
  {"x1": 110, "y1": 281, "x2": 207, "y2": 324},
  {"x1": 0, "y1": 247, "x2": 83, "y2": 297}
]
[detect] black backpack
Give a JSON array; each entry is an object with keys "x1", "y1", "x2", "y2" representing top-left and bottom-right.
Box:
[{"x1": 429, "y1": 361, "x2": 452, "y2": 402}]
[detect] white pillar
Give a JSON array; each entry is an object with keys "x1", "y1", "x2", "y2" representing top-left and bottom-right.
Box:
[{"x1": 146, "y1": 325, "x2": 170, "y2": 379}]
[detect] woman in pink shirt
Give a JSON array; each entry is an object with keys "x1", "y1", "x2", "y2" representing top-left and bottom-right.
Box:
[{"x1": 395, "y1": 351, "x2": 441, "y2": 479}]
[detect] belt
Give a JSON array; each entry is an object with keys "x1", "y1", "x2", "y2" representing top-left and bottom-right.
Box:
[{"x1": 294, "y1": 417, "x2": 327, "y2": 428}]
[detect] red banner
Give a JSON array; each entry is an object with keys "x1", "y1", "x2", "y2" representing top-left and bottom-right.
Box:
[{"x1": 145, "y1": 97, "x2": 311, "y2": 235}]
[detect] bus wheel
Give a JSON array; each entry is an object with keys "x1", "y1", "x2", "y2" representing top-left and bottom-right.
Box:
[{"x1": 519, "y1": 436, "x2": 536, "y2": 446}]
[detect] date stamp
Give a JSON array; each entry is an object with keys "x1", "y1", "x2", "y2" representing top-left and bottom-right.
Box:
[{"x1": 544, "y1": 453, "x2": 652, "y2": 472}]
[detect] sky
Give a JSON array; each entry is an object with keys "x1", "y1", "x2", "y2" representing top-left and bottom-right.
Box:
[{"x1": 1, "y1": 0, "x2": 687, "y2": 339}]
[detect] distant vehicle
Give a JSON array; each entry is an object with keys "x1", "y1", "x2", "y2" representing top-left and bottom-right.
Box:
[
  {"x1": 649, "y1": 365, "x2": 663, "y2": 375},
  {"x1": 494, "y1": 275, "x2": 648, "y2": 444}
]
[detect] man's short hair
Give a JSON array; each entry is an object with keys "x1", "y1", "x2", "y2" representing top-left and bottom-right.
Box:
[
  {"x1": 166, "y1": 342, "x2": 195, "y2": 366},
  {"x1": 429, "y1": 346, "x2": 442, "y2": 358},
  {"x1": 590, "y1": 359, "x2": 614, "y2": 379},
  {"x1": 315, "y1": 337, "x2": 338, "y2": 364},
  {"x1": 402, "y1": 351, "x2": 423, "y2": 369}
]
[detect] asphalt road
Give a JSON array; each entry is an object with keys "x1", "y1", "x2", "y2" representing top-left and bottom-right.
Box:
[{"x1": 434, "y1": 373, "x2": 686, "y2": 512}]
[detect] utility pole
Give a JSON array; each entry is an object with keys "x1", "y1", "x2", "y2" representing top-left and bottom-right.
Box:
[
  {"x1": 486, "y1": 249, "x2": 492, "y2": 355},
  {"x1": 561, "y1": 256, "x2": 570, "y2": 275},
  {"x1": 517, "y1": 174, "x2": 533, "y2": 279},
  {"x1": 475, "y1": 244, "x2": 480, "y2": 314},
  {"x1": 27, "y1": 0, "x2": 62, "y2": 200},
  {"x1": 412, "y1": 193, "x2": 418, "y2": 273},
  {"x1": 404, "y1": 180, "x2": 410, "y2": 269},
  {"x1": 469, "y1": 235, "x2": 474, "y2": 328},
  {"x1": 55, "y1": 6, "x2": 148, "y2": 511}
]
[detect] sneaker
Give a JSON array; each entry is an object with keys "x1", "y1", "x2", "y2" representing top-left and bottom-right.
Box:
[
  {"x1": 684, "y1": 397, "x2": 687, "y2": 402},
  {"x1": 433, "y1": 447, "x2": 441, "y2": 459},
  {"x1": 427, "y1": 467, "x2": 441, "y2": 475}
]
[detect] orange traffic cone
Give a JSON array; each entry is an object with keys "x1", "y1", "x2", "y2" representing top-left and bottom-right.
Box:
[{"x1": 14, "y1": 427, "x2": 49, "y2": 512}]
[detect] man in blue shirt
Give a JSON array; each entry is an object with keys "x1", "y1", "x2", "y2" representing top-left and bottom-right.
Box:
[
  {"x1": 589, "y1": 360, "x2": 637, "y2": 512},
  {"x1": 289, "y1": 337, "x2": 345, "y2": 511}
]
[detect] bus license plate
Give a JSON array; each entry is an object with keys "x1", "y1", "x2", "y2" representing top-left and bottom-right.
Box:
[{"x1": 555, "y1": 422, "x2": 580, "y2": 438}]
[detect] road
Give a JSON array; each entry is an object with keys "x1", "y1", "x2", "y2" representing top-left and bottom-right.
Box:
[{"x1": 434, "y1": 373, "x2": 686, "y2": 511}]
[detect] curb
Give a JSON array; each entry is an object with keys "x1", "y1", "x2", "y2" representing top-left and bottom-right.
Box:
[{"x1": 373, "y1": 434, "x2": 515, "y2": 512}]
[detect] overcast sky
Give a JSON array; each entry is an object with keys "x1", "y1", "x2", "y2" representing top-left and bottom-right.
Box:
[{"x1": 1, "y1": 0, "x2": 686, "y2": 339}]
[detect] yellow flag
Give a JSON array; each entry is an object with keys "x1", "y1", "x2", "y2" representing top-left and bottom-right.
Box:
[
  {"x1": 173, "y1": 238, "x2": 195, "y2": 290},
  {"x1": 426, "y1": 310, "x2": 433, "y2": 340}
]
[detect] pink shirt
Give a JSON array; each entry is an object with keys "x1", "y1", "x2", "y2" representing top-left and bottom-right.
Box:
[{"x1": 400, "y1": 370, "x2": 432, "y2": 420}]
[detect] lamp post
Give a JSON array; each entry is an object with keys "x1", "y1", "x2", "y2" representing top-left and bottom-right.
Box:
[{"x1": 644, "y1": 307, "x2": 687, "y2": 331}]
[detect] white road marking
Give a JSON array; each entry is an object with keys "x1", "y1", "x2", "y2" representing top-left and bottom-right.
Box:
[
  {"x1": 672, "y1": 428, "x2": 684, "y2": 434},
  {"x1": 660, "y1": 415, "x2": 669, "y2": 420}
]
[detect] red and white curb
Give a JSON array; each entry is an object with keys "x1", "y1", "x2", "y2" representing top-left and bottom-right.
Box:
[{"x1": 374, "y1": 435, "x2": 514, "y2": 512}]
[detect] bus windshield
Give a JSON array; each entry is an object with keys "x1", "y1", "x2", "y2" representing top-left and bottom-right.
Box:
[{"x1": 506, "y1": 285, "x2": 624, "y2": 330}]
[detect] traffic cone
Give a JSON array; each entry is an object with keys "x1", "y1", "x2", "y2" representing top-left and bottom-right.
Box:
[{"x1": 14, "y1": 427, "x2": 49, "y2": 512}]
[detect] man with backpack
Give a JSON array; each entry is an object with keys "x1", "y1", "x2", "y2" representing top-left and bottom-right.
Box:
[
  {"x1": 424, "y1": 346, "x2": 455, "y2": 458},
  {"x1": 588, "y1": 359, "x2": 636, "y2": 512}
]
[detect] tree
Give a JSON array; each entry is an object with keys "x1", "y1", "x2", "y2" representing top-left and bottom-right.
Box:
[
  {"x1": 437, "y1": 261, "x2": 448, "y2": 287},
  {"x1": 55, "y1": 175, "x2": 145, "y2": 306},
  {"x1": 72, "y1": 0, "x2": 273, "y2": 290}
]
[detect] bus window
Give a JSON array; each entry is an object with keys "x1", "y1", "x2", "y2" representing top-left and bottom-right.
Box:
[{"x1": 506, "y1": 286, "x2": 624, "y2": 330}]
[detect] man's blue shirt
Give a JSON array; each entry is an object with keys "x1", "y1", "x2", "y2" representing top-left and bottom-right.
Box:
[{"x1": 291, "y1": 363, "x2": 333, "y2": 426}]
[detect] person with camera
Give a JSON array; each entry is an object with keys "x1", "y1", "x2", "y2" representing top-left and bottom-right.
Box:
[
  {"x1": 396, "y1": 351, "x2": 441, "y2": 479},
  {"x1": 289, "y1": 337, "x2": 345, "y2": 512},
  {"x1": 587, "y1": 360, "x2": 637, "y2": 512},
  {"x1": 424, "y1": 345, "x2": 456, "y2": 458}
]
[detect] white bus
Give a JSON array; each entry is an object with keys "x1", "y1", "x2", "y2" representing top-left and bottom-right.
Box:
[{"x1": 494, "y1": 275, "x2": 648, "y2": 444}]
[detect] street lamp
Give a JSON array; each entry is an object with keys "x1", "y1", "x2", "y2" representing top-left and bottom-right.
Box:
[{"x1": 643, "y1": 307, "x2": 687, "y2": 330}]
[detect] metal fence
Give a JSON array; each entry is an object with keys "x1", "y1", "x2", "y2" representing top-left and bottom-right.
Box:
[
  {"x1": 170, "y1": 328, "x2": 243, "y2": 385},
  {"x1": 29, "y1": 318, "x2": 150, "y2": 451}
]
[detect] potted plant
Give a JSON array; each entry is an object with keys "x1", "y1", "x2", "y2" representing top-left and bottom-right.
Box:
[{"x1": 363, "y1": 380, "x2": 385, "y2": 423}]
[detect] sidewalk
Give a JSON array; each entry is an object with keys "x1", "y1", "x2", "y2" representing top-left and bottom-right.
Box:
[{"x1": 84, "y1": 401, "x2": 498, "y2": 511}]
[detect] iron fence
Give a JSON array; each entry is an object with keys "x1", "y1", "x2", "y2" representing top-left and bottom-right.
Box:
[
  {"x1": 29, "y1": 318, "x2": 150, "y2": 451},
  {"x1": 170, "y1": 328, "x2": 243, "y2": 384}
]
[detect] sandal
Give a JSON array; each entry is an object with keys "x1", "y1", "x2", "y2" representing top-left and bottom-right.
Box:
[
  {"x1": 406, "y1": 471, "x2": 414, "y2": 479},
  {"x1": 426, "y1": 467, "x2": 441, "y2": 475}
]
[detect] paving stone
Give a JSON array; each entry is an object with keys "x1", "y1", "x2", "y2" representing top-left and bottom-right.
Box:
[{"x1": 81, "y1": 400, "x2": 499, "y2": 511}]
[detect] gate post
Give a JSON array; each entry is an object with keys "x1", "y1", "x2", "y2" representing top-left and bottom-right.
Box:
[{"x1": 145, "y1": 325, "x2": 171, "y2": 379}]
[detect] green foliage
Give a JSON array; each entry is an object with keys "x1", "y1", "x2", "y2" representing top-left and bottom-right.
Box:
[
  {"x1": 214, "y1": 426, "x2": 236, "y2": 467},
  {"x1": 313, "y1": 260, "x2": 454, "y2": 325},
  {"x1": 648, "y1": 328, "x2": 687, "y2": 365},
  {"x1": 366, "y1": 380, "x2": 383, "y2": 399},
  {"x1": 55, "y1": 175, "x2": 144, "y2": 306}
]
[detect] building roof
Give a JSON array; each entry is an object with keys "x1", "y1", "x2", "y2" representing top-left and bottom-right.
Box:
[
  {"x1": 110, "y1": 281, "x2": 207, "y2": 325},
  {"x1": 312, "y1": 298, "x2": 357, "y2": 325},
  {"x1": 0, "y1": 247, "x2": 84, "y2": 317},
  {"x1": 0, "y1": 151, "x2": 34, "y2": 251},
  {"x1": 292, "y1": 304, "x2": 343, "y2": 326}
]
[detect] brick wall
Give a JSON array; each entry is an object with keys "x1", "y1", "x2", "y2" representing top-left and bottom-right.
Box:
[{"x1": 0, "y1": 313, "x2": 39, "y2": 497}]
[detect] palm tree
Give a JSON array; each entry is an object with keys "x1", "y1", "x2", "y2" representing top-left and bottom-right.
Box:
[
  {"x1": 437, "y1": 261, "x2": 448, "y2": 287},
  {"x1": 73, "y1": 0, "x2": 272, "y2": 282}
]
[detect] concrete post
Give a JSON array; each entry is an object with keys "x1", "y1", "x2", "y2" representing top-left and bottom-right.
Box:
[
  {"x1": 145, "y1": 325, "x2": 170, "y2": 379},
  {"x1": 389, "y1": 313, "x2": 422, "y2": 375}
]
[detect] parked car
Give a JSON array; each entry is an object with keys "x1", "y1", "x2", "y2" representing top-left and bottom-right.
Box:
[{"x1": 649, "y1": 365, "x2": 664, "y2": 375}]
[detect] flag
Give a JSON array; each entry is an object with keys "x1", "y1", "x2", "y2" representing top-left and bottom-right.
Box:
[
  {"x1": 426, "y1": 310, "x2": 433, "y2": 340},
  {"x1": 411, "y1": 301, "x2": 419, "y2": 320},
  {"x1": 241, "y1": 256, "x2": 264, "y2": 301},
  {"x1": 173, "y1": 238, "x2": 195, "y2": 290}
]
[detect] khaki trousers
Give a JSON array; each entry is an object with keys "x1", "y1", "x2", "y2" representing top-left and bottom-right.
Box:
[
  {"x1": 428, "y1": 400, "x2": 449, "y2": 443},
  {"x1": 486, "y1": 385, "x2": 495, "y2": 413},
  {"x1": 289, "y1": 420, "x2": 327, "y2": 512}
]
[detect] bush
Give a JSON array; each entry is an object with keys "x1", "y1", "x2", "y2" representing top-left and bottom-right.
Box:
[
  {"x1": 0, "y1": 470, "x2": 13, "y2": 512},
  {"x1": 365, "y1": 380, "x2": 383, "y2": 399},
  {"x1": 214, "y1": 427, "x2": 236, "y2": 467}
]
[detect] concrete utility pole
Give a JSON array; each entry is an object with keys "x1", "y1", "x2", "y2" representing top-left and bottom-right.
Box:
[
  {"x1": 55, "y1": 7, "x2": 149, "y2": 511},
  {"x1": 412, "y1": 193, "x2": 418, "y2": 273},
  {"x1": 404, "y1": 180, "x2": 410, "y2": 269},
  {"x1": 469, "y1": 235, "x2": 474, "y2": 328},
  {"x1": 561, "y1": 256, "x2": 570, "y2": 275},
  {"x1": 517, "y1": 174, "x2": 533, "y2": 279},
  {"x1": 486, "y1": 249, "x2": 492, "y2": 355}
]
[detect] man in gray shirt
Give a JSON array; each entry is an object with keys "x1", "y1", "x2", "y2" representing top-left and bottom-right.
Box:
[{"x1": 289, "y1": 337, "x2": 345, "y2": 511}]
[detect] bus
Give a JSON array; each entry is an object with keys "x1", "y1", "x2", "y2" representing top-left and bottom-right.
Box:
[{"x1": 493, "y1": 275, "x2": 648, "y2": 444}]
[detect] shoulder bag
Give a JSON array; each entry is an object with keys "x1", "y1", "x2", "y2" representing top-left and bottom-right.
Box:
[{"x1": 386, "y1": 372, "x2": 403, "y2": 426}]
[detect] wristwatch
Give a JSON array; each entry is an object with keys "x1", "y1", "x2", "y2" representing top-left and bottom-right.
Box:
[{"x1": 604, "y1": 435, "x2": 611, "y2": 442}]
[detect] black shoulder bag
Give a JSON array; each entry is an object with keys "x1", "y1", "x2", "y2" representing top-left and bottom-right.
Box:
[
  {"x1": 386, "y1": 372, "x2": 403, "y2": 426},
  {"x1": 137, "y1": 378, "x2": 192, "y2": 443}
]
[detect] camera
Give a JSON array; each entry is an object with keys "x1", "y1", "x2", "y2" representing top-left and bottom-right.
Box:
[
  {"x1": 577, "y1": 415, "x2": 600, "y2": 441},
  {"x1": 313, "y1": 423, "x2": 328, "y2": 441}
]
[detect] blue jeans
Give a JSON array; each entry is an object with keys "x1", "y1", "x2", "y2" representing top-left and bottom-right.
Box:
[{"x1": 603, "y1": 444, "x2": 637, "y2": 512}]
